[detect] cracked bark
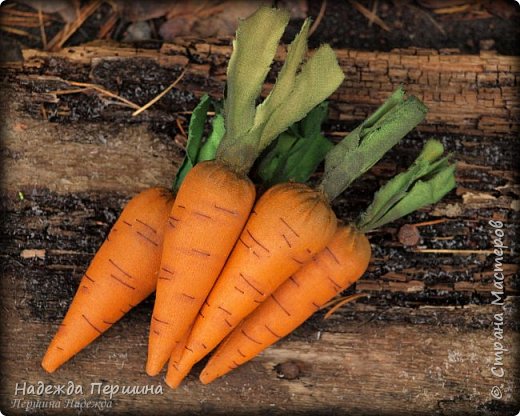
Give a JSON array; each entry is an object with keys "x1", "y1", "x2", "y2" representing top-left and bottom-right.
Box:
[{"x1": 0, "y1": 42, "x2": 518, "y2": 414}]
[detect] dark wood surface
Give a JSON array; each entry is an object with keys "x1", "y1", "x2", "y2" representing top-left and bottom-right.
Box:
[
  {"x1": 14, "y1": 40, "x2": 520, "y2": 137},
  {"x1": 0, "y1": 41, "x2": 518, "y2": 415}
]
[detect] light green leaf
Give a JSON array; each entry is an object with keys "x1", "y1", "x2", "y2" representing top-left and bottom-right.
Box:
[
  {"x1": 257, "y1": 44, "x2": 344, "y2": 150},
  {"x1": 198, "y1": 114, "x2": 225, "y2": 161},
  {"x1": 186, "y1": 94, "x2": 210, "y2": 163},
  {"x1": 356, "y1": 139, "x2": 457, "y2": 232},
  {"x1": 216, "y1": 8, "x2": 343, "y2": 175},
  {"x1": 253, "y1": 18, "x2": 311, "y2": 128},
  {"x1": 362, "y1": 86, "x2": 405, "y2": 130},
  {"x1": 363, "y1": 165, "x2": 456, "y2": 230},
  {"x1": 321, "y1": 92, "x2": 428, "y2": 201},
  {"x1": 223, "y1": 7, "x2": 290, "y2": 144},
  {"x1": 358, "y1": 143, "x2": 451, "y2": 228}
]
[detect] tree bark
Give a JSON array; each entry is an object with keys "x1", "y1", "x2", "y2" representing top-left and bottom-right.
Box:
[
  {"x1": 13, "y1": 39, "x2": 520, "y2": 137},
  {"x1": 0, "y1": 42, "x2": 518, "y2": 415}
]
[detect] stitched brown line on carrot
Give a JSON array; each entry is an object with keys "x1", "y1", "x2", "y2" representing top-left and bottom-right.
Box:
[
  {"x1": 214, "y1": 204, "x2": 239, "y2": 216},
  {"x1": 135, "y1": 218, "x2": 157, "y2": 233},
  {"x1": 280, "y1": 217, "x2": 300, "y2": 237},
  {"x1": 246, "y1": 229, "x2": 270, "y2": 253},
  {"x1": 239, "y1": 273, "x2": 264, "y2": 296},
  {"x1": 109, "y1": 258, "x2": 134, "y2": 279},
  {"x1": 109, "y1": 274, "x2": 136, "y2": 290}
]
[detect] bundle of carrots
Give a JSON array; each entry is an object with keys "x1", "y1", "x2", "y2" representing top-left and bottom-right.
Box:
[
  {"x1": 199, "y1": 138, "x2": 455, "y2": 384},
  {"x1": 42, "y1": 6, "x2": 456, "y2": 388}
]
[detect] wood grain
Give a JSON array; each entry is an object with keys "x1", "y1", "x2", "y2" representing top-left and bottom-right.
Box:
[
  {"x1": 0, "y1": 43, "x2": 519, "y2": 415},
  {"x1": 13, "y1": 40, "x2": 520, "y2": 137}
]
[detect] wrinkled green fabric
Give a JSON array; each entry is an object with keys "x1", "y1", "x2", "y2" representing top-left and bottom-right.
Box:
[
  {"x1": 256, "y1": 102, "x2": 333, "y2": 187},
  {"x1": 223, "y1": 7, "x2": 290, "y2": 145},
  {"x1": 320, "y1": 88, "x2": 428, "y2": 201},
  {"x1": 216, "y1": 7, "x2": 344, "y2": 174},
  {"x1": 173, "y1": 94, "x2": 212, "y2": 191},
  {"x1": 357, "y1": 139, "x2": 456, "y2": 232}
]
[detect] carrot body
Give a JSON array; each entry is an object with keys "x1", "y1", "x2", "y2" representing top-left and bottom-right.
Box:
[
  {"x1": 146, "y1": 160, "x2": 256, "y2": 375},
  {"x1": 42, "y1": 187, "x2": 175, "y2": 373},
  {"x1": 170, "y1": 323, "x2": 192, "y2": 367},
  {"x1": 200, "y1": 225, "x2": 371, "y2": 383},
  {"x1": 165, "y1": 182, "x2": 337, "y2": 388}
]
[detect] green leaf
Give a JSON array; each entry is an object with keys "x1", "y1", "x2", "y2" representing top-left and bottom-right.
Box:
[
  {"x1": 186, "y1": 94, "x2": 210, "y2": 163},
  {"x1": 282, "y1": 133, "x2": 333, "y2": 184},
  {"x1": 255, "y1": 132, "x2": 298, "y2": 185},
  {"x1": 223, "y1": 7, "x2": 290, "y2": 145},
  {"x1": 364, "y1": 165, "x2": 456, "y2": 231},
  {"x1": 253, "y1": 18, "x2": 311, "y2": 129},
  {"x1": 415, "y1": 138, "x2": 445, "y2": 164},
  {"x1": 255, "y1": 102, "x2": 333, "y2": 187},
  {"x1": 362, "y1": 86, "x2": 405, "y2": 130},
  {"x1": 257, "y1": 45, "x2": 344, "y2": 151},
  {"x1": 256, "y1": 132, "x2": 333, "y2": 187},
  {"x1": 321, "y1": 90, "x2": 428, "y2": 201},
  {"x1": 216, "y1": 8, "x2": 343, "y2": 175},
  {"x1": 358, "y1": 149, "x2": 452, "y2": 229},
  {"x1": 357, "y1": 139, "x2": 457, "y2": 232},
  {"x1": 173, "y1": 96, "x2": 225, "y2": 192},
  {"x1": 198, "y1": 114, "x2": 225, "y2": 161},
  {"x1": 173, "y1": 94, "x2": 210, "y2": 191},
  {"x1": 300, "y1": 101, "x2": 329, "y2": 139}
]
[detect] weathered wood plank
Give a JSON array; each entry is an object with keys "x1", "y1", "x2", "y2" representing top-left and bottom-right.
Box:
[
  {"x1": 0, "y1": 42, "x2": 519, "y2": 415},
  {"x1": 10, "y1": 41, "x2": 520, "y2": 137},
  {"x1": 0, "y1": 270, "x2": 518, "y2": 415}
]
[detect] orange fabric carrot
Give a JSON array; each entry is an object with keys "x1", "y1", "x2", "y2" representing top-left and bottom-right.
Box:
[
  {"x1": 164, "y1": 88, "x2": 429, "y2": 388},
  {"x1": 200, "y1": 225, "x2": 369, "y2": 383},
  {"x1": 42, "y1": 91, "x2": 227, "y2": 373},
  {"x1": 163, "y1": 181, "x2": 336, "y2": 386},
  {"x1": 42, "y1": 188, "x2": 174, "y2": 373},
  {"x1": 147, "y1": 7, "x2": 344, "y2": 375},
  {"x1": 199, "y1": 139, "x2": 456, "y2": 383},
  {"x1": 42, "y1": 85, "x2": 333, "y2": 374},
  {"x1": 146, "y1": 163, "x2": 256, "y2": 374}
]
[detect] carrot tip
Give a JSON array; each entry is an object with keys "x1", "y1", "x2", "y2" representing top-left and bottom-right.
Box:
[
  {"x1": 145, "y1": 367, "x2": 161, "y2": 377},
  {"x1": 165, "y1": 363, "x2": 191, "y2": 389},
  {"x1": 199, "y1": 371, "x2": 214, "y2": 385},
  {"x1": 145, "y1": 360, "x2": 165, "y2": 377},
  {"x1": 165, "y1": 368, "x2": 189, "y2": 389},
  {"x1": 41, "y1": 361, "x2": 56, "y2": 373},
  {"x1": 164, "y1": 376, "x2": 183, "y2": 389},
  {"x1": 41, "y1": 351, "x2": 59, "y2": 373}
]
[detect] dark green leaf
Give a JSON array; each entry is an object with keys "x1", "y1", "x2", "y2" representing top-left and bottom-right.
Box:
[
  {"x1": 198, "y1": 114, "x2": 225, "y2": 161},
  {"x1": 282, "y1": 134, "x2": 333, "y2": 184},
  {"x1": 256, "y1": 132, "x2": 299, "y2": 185},
  {"x1": 299, "y1": 101, "x2": 328, "y2": 139},
  {"x1": 186, "y1": 94, "x2": 210, "y2": 164}
]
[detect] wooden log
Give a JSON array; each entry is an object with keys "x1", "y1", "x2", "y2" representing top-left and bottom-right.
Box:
[
  {"x1": 9, "y1": 40, "x2": 520, "y2": 137},
  {"x1": 0, "y1": 42, "x2": 518, "y2": 414},
  {"x1": 0, "y1": 275, "x2": 518, "y2": 415}
]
